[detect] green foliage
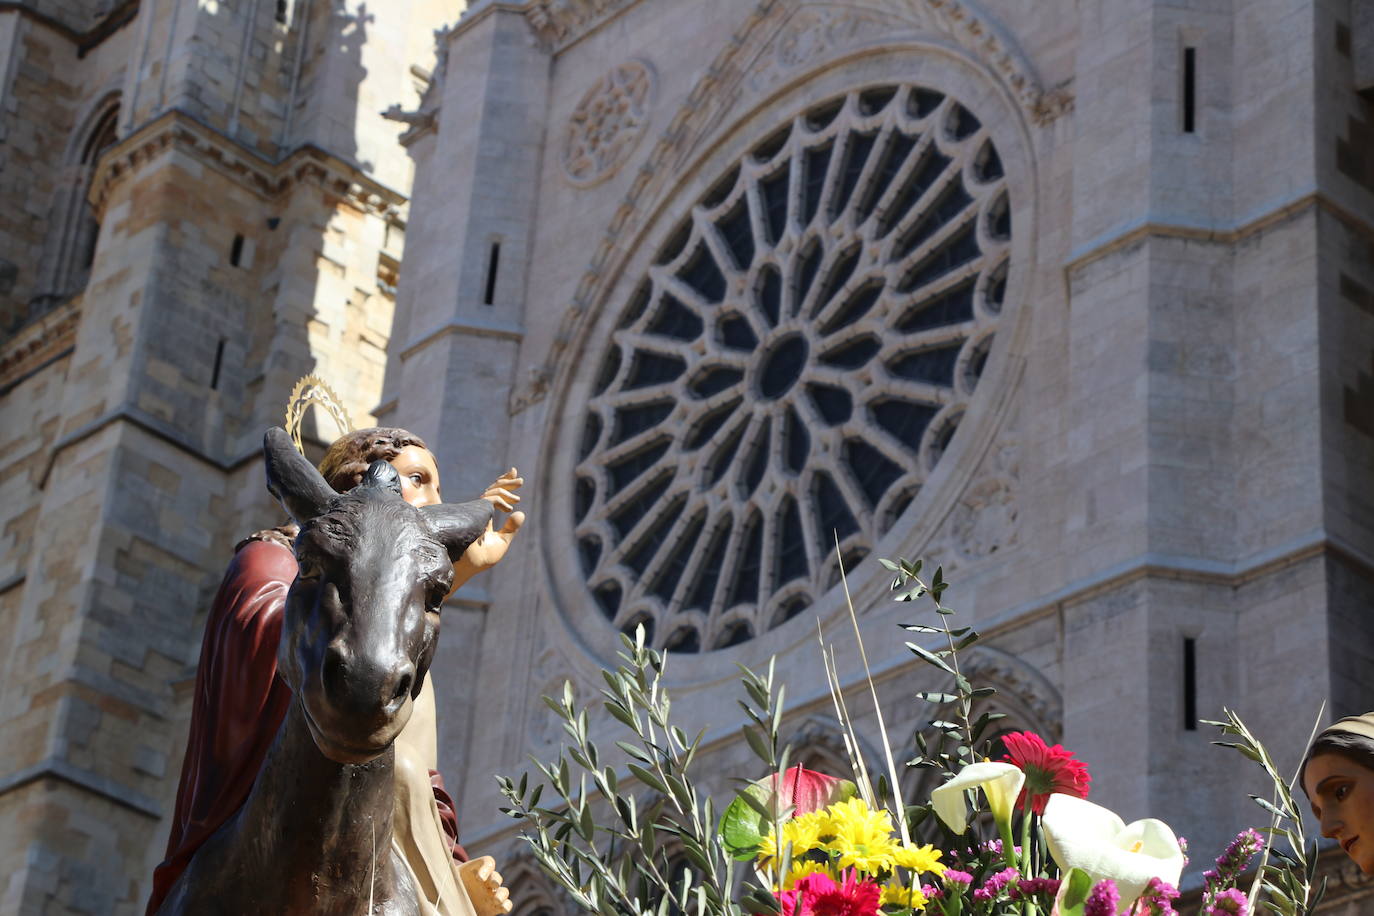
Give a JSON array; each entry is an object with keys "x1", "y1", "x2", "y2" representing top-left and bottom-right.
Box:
[
  {"x1": 1202, "y1": 709, "x2": 1328, "y2": 916},
  {"x1": 1054, "y1": 868, "x2": 1094, "y2": 916},
  {"x1": 882, "y1": 557, "x2": 1005, "y2": 833},
  {"x1": 499, "y1": 626, "x2": 785, "y2": 916}
]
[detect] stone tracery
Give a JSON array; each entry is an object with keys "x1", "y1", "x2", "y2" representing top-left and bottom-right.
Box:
[
  {"x1": 572, "y1": 84, "x2": 1011, "y2": 652},
  {"x1": 562, "y1": 59, "x2": 656, "y2": 187}
]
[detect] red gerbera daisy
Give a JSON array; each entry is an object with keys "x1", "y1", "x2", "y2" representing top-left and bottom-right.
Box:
[
  {"x1": 777, "y1": 870, "x2": 881, "y2": 916},
  {"x1": 999, "y1": 731, "x2": 1091, "y2": 814}
]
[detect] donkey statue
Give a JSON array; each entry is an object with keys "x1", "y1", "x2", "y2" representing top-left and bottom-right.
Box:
[{"x1": 157, "y1": 427, "x2": 492, "y2": 915}]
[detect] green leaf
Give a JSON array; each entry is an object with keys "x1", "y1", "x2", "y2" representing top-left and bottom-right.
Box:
[
  {"x1": 1212, "y1": 740, "x2": 1265, "y2": 764},
  {"x1": 1057, "y1": 867, "x2": 1095, "y2": 916},
  {"x1": 916, "y1": 691, "x2": 958, "y2": 704},
  {"x1": 907, "y1": 642, "x2": 956, "y2": 675},
  {"x1": 720, "y1": 782, "x2": 772, "y2": 860},
  {"x1": 744, "y1": 726, "x2": 773, "y2": 764},
  {"x1": 605, "y1": 701, "x2": 637, "y2": 729},
  {"x1": 617, "y1": 741, "x2": 654, "y2": 764},
  {"x1": 1250, "y1": 795, "x2": 1287, "y2": 818},
  {"x1": 627, "y1": 763, "x2": 669, "y2": 796}
]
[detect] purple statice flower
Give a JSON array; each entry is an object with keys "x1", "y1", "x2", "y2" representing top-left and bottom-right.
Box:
[
  {"x1": 1204, "y1": 829, "x2": 1264, "y2": 896},
  {"x1": 1177, "y1": 836, "x2": 1190, "y2": 868},
  {"x1": 920, "y1": 884, "x2": 945, "y2": 901},
  {"x1": 1204, "y1": 888, "x2": 1250, "y2": 916},
  {"x1": 972, "y1": 867, "x2": 1019, "y2": 902},
  {"x1": 1137, "y1": 877, "x2": 1181, "y2": 916},
  {"x1": 1084, "y1": 879, "x2": 1120, "y2": 916},
  {"x1": 942, "y1": 868, "x2": 973, "y2": 888},
  {"x1": 1008, "y1": 877, "x2": 1061, "y2": 900}
]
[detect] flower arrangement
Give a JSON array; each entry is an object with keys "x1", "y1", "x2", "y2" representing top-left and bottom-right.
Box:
[{"x1": 498, "y1": 557, "x2": 1325, "y2": 916}]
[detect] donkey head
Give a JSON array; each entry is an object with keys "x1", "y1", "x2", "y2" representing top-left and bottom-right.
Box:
[{"x1": 262, "y1": 427, "x2": 491, "y2": 764}]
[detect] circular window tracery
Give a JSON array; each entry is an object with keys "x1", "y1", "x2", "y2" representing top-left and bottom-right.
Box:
[{"x1": 573, "y1": 84, "x2": 1011, "y2": 653}]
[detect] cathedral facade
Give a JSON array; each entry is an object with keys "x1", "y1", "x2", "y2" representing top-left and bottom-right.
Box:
[{"x1": 3, "y1": 0, "x2": 1374, "y2": 913}]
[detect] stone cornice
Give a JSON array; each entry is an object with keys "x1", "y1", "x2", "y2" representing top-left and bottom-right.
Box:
[
  {"x1": 87, "y1": 109, "x2": 409, "y2": 219},
  {"x1": 1064, "y1": 191, "x2": 1374, "y2": 280},
  {"x1": 0, "y1": 0, "x2": 139, "y2": 57},
  {"x1": 521, "y1": 0, "x2": 642, "y2": 52},
  {"x1": 0, "y1": 298, "x2": 79, "y2": 393}
]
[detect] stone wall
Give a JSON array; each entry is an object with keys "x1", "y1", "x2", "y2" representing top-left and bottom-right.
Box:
[
  {"x1": 0, "y1": 1, "x2": 464, "y2": 912},
  {"x1": 380, "y1": 3, "x2": 1374, "y2": 909}
]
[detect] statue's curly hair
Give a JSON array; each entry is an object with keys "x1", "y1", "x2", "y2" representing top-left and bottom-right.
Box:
[{"x1": 317, "y1": 427, "x2": 429, "y2": 493}]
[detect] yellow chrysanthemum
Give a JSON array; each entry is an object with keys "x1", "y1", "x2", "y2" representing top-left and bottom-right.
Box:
[
  {"x1": 879, "y1": 883, "x2": 929, "y2": 910},
  {"x1": 780, "y1": 860, "x2": 831, "y2": 891},
  {"x1": 757, "y1": 830, "x2": 777, "y2": 863},
  {"x1": 781, "y1": 811, "x2": 829, "y2": 856},
  {"x1": 890, "y1": 843, "x2": 946, "y2": 876},
  {"x1": 824, "y1": 797, "x2": 899, "y2": 873}
]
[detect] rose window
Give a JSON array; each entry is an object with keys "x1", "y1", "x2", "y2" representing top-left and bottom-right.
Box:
[{"x1": 573, "y1": 84, "x2": 1011, "y2": 652}]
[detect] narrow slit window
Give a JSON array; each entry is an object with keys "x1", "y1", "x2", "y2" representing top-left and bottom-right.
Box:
[
  {"x1": 210, "y1": 338, "x2": 226, "y2": 390},
  {"x1": 1183, "y1": 636, "x2": 1198, "y2": 730},
  {"x1": 230, "y1": 234, "x2": 245, "y2": 267},
  {"x1": 1182, "y1": 47, "x2": 1197, "y2": 133},
  {"x1": 275, "y1": 0, "x2": 289, "y2": 23},
  {"x1": 483, "y1": 241, "x2": 501, "y2": 305}
]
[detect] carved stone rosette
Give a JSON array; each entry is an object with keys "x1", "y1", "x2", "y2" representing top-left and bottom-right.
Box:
[{"x1": 561, "y1": 59, "x2": 656, "y2": 188}]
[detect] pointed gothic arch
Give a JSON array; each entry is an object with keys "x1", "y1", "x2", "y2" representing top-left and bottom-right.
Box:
[{"x1": 26, "y1": 92, "x2": 121, "y2": 324}]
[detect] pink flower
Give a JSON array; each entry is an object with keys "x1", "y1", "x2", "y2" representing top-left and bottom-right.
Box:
[
  {"x1": 1008, "y1": 877, "x2": 1060, "y2": 900},
  {"x1": 1084, "y1": 879, "x2": 1120, "y2": 916},
  {"x1": 973, "y1": 867, "x2": 1019, "y2": 902},
  {"x1": 776, "y1": 870, "x2": 881, "y2": 916},
  {"x1": 999, "y1": 731, "x2": 1092, "y2": 814},
  {"x1": 1137, "y1": 877, "x2": 1181, "y2": 916},
  {"x1": 1205, "y1": 888, "x2": 1249, "y2": 916},
  {"x1": 942, "y1": 869, "x2": 973, "y2": 888},
  {"x1": 1204, "y1": 830, "x2": 1264, "y2": 894}
]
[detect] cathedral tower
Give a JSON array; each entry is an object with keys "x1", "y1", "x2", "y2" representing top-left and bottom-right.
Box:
[{"x1": 0, "y1": 2, "x2": 459, "y2": 911}]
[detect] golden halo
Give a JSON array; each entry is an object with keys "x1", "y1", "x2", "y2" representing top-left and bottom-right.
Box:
[{"x1": 285, "y1": 375, "x2": 354, "y2": 454}]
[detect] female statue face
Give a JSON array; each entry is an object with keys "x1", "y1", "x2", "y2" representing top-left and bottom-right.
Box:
[
  {"x1": 1305, "y1": 752, "x2": 1374, "y2": 873},
  {"x1": 390, "y1": 445, "x2": 442, "y2": 508}
]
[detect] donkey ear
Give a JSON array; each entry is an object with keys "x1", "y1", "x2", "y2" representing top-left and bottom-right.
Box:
[
  {"x1": 263, "y1": 427, "x2": 337, "y2": 524},
  {"x1": 421, "y1": 498, "x2": 494, "y2": 561}
]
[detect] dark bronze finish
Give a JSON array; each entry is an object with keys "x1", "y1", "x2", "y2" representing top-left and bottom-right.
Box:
[{"x1": 157, "y1": 427, "x2": 491, "y2": 915}]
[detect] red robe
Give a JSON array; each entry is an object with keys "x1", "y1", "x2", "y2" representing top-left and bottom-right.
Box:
[{"x1": 147, "y1": 539, "x2": 466, "y2": 914}]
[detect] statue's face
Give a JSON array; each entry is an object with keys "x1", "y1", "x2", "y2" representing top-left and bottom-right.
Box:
[
  {"x1": 390, "y1": 445, "x2": 441, "y2": 508},
  {"x1": 1306, "y1": 752, "x2": 1374, "y2": 874}
]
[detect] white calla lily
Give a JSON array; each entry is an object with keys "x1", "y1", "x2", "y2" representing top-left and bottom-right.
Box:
[
  {"x1": 930, "y1": 761, "x2": 1025, "y2": 835},
  {"x1": 1042, "y1": 794, "x2": 1185, "y2": 913}
]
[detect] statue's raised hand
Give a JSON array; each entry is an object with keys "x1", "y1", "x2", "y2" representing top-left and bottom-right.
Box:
[
  {"x1": 449, "y1": 468, "x2": 525, "y2": 592},
  {"x1": 481, "y1": 467, "x2": 523, "y2": 513}
]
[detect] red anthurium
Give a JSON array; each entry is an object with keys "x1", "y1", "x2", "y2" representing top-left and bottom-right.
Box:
[
  {"x1": 720, "y1": 765, "x2": 857, "y2": 860},
  {"x1": 777, "y1": 870, "x2": 881, "y2": 916},
  {"x1": 999, "y1": 731, "x2": 1091, "y2": 815},
  {"x1": 769, "y1": 764, "x2": 853, "y2": 818}
]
